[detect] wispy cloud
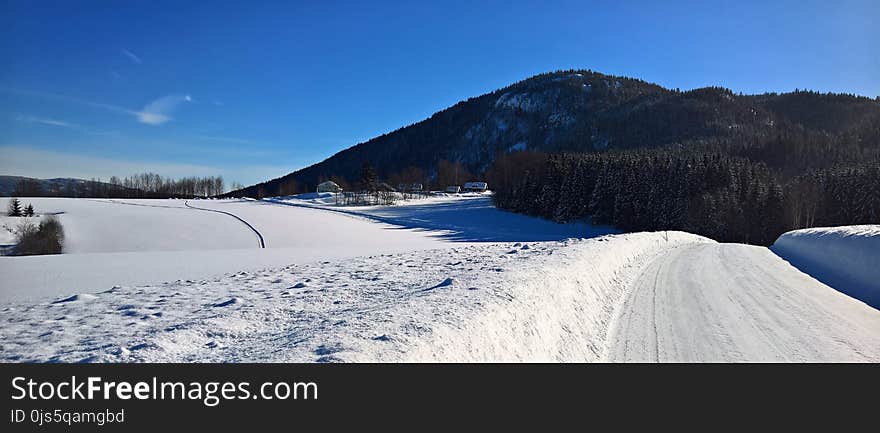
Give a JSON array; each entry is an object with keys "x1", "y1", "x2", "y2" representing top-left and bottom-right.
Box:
[
  {"x1": 1, "y1": 87, "x2": 192, "y2": 126},
  {"x1": 137, "y1": 94, "x2": 192, "y2": 125},
  {"x1": 15, "y1": 115, "x2": 79, "y2": 128},
  {"x1": 213, "y1": 100, "x2": 224, "y2": 106},
  {"x1": 121, "y1": 49, "x2": 142, "y2": 64}
]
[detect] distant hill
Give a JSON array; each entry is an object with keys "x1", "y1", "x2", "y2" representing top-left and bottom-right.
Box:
[
  {"x1": 229, "y1": 69, "x2": 880, "y2": 197},
  {"x1": 0, "y1": 176, "x2": 136, "y2": 197}
]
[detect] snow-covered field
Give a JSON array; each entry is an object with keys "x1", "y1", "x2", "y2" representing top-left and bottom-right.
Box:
[
  {"x1": 1, "y1": 232, "x2": 710, "y2": 362},
  {"x1": 1, "y1": 198, "x2": 257, "y2": 253},
  {"x1": 1, "y1": 195, "x2": 608, "y2": 302},
  {"x1": 771, "y1": 225, "x2": 880, "y2": 309},
  {"x1": 0, "y1": 197, "x2": 450, "y2": 302},
  {"x1": 2, "y1": 195, "x2": 878, "y2": 362}
]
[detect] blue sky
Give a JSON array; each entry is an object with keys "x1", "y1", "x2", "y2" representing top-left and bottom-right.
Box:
[{"x1": 1, "y1": 0, "x2": 878, "y2": 187}]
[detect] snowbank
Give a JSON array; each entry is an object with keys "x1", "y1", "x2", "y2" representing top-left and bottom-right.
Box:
[
  {"x1": 405, "y1": 231, "x2": 712, "y2": 362},
  {"x1": 771, "y1": 225, "x2": 880, "y2": 308}
]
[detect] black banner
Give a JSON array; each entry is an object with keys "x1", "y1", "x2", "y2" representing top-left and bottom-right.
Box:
[{"x1": 1, "y1": 363, "x2": 871, "y2": 431}]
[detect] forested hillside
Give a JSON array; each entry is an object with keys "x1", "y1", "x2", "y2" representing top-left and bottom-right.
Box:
[
  {"x1": 230, "y1": 69, "x2": 880, "y2": 198},
  {"x1": 228, "y1": 69, "x2": 879, "y2": 244}
]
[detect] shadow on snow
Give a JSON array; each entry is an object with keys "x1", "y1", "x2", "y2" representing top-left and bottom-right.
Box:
[{"x1": 261, "y1": 196, "x2": 616, "y2": 243}]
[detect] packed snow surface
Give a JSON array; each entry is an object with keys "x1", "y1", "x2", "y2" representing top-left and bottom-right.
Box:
[
  {"x1": 606, "y1": 243, "x2": 880, "y2": 362},
  {"x1": 771, "y1": 225, "x2": 880, "y2": 308}
]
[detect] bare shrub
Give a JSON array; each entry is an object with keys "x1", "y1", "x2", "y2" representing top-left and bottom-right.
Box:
[{"x1": 14, "y1": 215, "x2": 64, "y2": 255}]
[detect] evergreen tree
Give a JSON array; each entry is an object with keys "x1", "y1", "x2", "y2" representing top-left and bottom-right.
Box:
[
  {"x1": 7, "y1": 198, "x2": 22, "y2": 217},
  {"x1": 24, "y1": 203, "x2": 35, "y2": 217}
]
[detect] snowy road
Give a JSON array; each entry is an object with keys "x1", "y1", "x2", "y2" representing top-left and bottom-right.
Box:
[{"x1": 606, "y1": 243, "x2": 880, "y2": 362}]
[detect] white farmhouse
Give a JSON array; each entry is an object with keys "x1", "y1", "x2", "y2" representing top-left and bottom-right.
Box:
[{"x1": 316, "y1": 181, "x2": 342, "y2": 193}]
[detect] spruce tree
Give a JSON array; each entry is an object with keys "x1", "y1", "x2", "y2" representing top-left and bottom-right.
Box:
[
  {"x1": 7, "y1": 197, "x2": 22, "y2": 217},
  {"x1": 24, "y1": 203, "x2": 35, "y2": 217}
]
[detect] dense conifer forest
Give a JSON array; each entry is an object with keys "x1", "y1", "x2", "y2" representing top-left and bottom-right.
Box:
[{"x1": 487, "y1": 150, "x2": 878, "y2": 245}]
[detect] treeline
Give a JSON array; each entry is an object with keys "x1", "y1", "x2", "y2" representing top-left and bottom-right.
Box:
[
  {"x1": 488, "y1": 150, "x2": 878, "y2": 245},
  {"x1": 107, "y1": 173, "x2": 225, "y2": 198}
]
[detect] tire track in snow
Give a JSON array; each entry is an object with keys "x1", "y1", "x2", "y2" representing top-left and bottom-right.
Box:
[
  {"x1": 650, "y1": 263, "x2": 662, "y2": 362},
  {"x1": 607, "y1": 243, "x2": 880, "y2": 362}
]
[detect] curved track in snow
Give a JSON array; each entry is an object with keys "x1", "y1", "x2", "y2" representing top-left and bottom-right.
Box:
[
  {"x1": 183, "y1": 201, "x2": 265, "y2": 248},
  {"x1": 102, "y1": 199, "x2": 265, "y2": 248},
  {"x1": 606, "y1": 243, "x2": 880, "y2": 362}
]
